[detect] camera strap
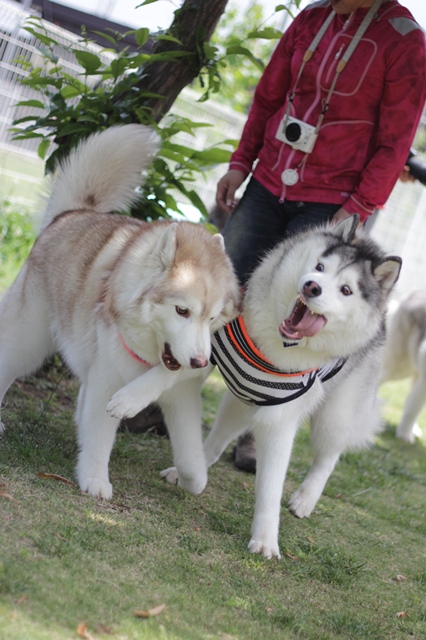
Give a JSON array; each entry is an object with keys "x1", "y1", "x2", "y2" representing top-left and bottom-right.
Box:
[{"x1": 280, "y1": 0, "x2": 384, "y2": 185}]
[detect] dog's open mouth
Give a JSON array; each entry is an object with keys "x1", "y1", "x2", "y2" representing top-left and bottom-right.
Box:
[
  {"x1": 161, "y1": 342, "x2": 181, "y2": 371},
  {"x1": 279, "y1": 296, "x2": 327, "y2": 341}
]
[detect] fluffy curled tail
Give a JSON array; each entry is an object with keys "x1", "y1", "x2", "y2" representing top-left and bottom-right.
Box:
[{"x1": 41, "y1": 124, "x2": 160, "y2": 229}]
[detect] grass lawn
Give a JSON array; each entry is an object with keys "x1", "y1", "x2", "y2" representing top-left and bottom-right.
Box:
[{"x1": 1, "y1": 359, "x2": 426, "y2": 640}]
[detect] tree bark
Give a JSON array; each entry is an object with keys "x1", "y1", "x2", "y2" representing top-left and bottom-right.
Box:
[{"x1": 126, "y1": 0, "x2": 229, "y2": 122}]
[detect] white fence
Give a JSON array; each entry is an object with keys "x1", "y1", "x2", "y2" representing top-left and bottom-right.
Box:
[{"x1": 1, "y1": 0, "x2": 426, "y2": 293}]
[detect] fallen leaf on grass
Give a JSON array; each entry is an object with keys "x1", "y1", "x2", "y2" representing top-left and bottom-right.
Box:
[
  {"x1": 285, "y1": 552, "x2": 298, "y2": 561},
  {"x1": 396, "y1": 575, "x2": 407, "y2": 582},
  {"x1": 134, "y1": 604, "x2": 166, "y2": 618},
  {"x1": 77, "y1": 622, "x2": 95, "y2": 639},
  {"x1": 396, "y1": 611, "x2": 408, "y2": 618},
  {"x1": 95, "y1": 623, "x2": 113, "y2": 635},
  {"x1": 306, "y1": 536, "x2": 315, "y2": 544},
  {"x1": 15, "y1": 595, "x2": 29, "y2": 605},
  {"x1": 0, "y1": 491, "x2": 15, "y2": 501},
  {"x1": 37, "y1": 472, "x2": 75, "y2": 486}
]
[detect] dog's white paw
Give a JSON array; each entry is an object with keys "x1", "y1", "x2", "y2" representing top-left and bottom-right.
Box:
[
  {"x1": 288, "y1": 487, "x2": 317, "y2": 518},
  {"x1": 160, "y1": 466, "x2": 179, "y2": 485},
  {"x1": 106, "y1": 389, "x2": 143, "y2": 420},
  {"x1": 79, "y1": 476, "x2": 113, "y2": 499},
  {"x1": 248, "y1": 538, "x2": 281, "y2": 560},
  {"x1": 160, "y1": 466, "x2": 206, "y2": 495},
  {"x1": 179, "y1": 472, "x2": 207, "y2": 495},
  {"x1": 413, "y1": 423, "x2": 424, "y2": 439},
  {"x1": 396, "y1": 422, "x2": 423, "y2": 444}
]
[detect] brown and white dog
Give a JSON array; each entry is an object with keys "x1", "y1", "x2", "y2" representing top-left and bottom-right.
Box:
[{"x1": 0, "y1": 125, "x2": 241, "y2": 499}]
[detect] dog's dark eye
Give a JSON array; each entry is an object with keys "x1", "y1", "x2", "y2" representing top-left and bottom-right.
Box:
[
  {"x1": 316, "y1": 263, "x2": 324, "y2": 272},
  {"x1": 341, "y1": 285, "x2": 352, "y2": 296},
  {"x1": 176, "y1": 306, "x2": 189, "y2": 318}
]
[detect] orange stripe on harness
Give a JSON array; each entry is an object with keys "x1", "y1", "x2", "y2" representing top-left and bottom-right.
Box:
[{"x1": 227, "y1": 316, "x2": 317, "y2": 377}]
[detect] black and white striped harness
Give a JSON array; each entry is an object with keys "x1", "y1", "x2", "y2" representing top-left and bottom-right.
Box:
[{"x1": 211, "y1": 316, "x2": 346, "y2": 406}]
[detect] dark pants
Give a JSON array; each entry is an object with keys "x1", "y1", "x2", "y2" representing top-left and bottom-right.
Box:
[{"x1": 222, "y1": 177, "x2": 341, "y2": 285}]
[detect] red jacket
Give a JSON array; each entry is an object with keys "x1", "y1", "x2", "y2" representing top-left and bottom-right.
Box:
[{"x1": 229, "y1": 0, "x2": 426, "y2": 220}]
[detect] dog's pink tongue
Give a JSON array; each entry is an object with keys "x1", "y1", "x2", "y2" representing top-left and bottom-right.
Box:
[{"x1": 280, "y1": 303, "x2": 327, "y2": 340}]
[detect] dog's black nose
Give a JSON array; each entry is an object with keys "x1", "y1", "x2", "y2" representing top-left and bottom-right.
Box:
[
  {"x1": 303, "y1": 280, "x2": 322, "y2": 298},
  {"x1": 190, "y1": 356, "x2": 208, "y2": 369}
]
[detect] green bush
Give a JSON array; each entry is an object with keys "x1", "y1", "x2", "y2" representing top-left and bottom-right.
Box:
[{"x1": 0, "y1": 200, "x2": 36, "y2": 291}]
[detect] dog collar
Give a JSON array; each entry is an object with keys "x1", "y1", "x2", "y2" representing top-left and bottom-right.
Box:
[{"x1": 116, "y1": 330, "x2": 152, "y2": 367}]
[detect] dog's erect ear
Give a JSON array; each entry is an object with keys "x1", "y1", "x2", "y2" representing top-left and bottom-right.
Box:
[
  {"x1": 157, "y1": 222, "x2": 178, "y2": 270},
  {"x1": 333, "y1": 215, "x2": 359, "y2": 242},
  {"x1": 373, "y1": 256, "x2": 402, "y2": 294},
  {"x1": 212, "y1": 233, "x2": 225, "y2": 251}
]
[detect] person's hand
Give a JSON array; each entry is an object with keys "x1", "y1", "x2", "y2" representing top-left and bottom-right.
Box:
[
  {"x1": 399, "y1": 165, "x2": 415, "y2": 183},
  {"x1": 216, "y1": 170, "x2": 246, "y2": 214},
  {"x1": 331, "y1": 206, "x2": 352, "y2": 224},
  {"x1": 331, "y1": 207, "x2": 363, "y2": 228}
]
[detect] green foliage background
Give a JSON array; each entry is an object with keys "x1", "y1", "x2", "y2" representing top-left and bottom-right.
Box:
[{"x1": 10, "y1": 1, "x2": 301, "y2": 221}]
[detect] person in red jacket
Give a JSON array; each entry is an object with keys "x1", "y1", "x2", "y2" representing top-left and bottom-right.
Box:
[{"x1": 216, "y1": 0, "x2": 426, "y2": 472}]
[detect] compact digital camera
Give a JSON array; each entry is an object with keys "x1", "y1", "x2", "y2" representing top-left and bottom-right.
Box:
[{"x1": 276, "y1": 116, "x2": 318, "y2": 154}]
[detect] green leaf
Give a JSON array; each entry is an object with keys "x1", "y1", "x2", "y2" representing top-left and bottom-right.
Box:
[
  {"x1": 203, "y1": 43, "x2": 218, "y2": 59},
  {"x1": 91, "y1": 31, "x2": 118, "y2": 45},
  {"x1": 247, "y1": 27, "x2": 283, "y2": 40},
  {"x1": 12, "y1": 115, "x2": 39, "y2": 125},
  {"x1": 192, "y1": 148, "x2": 232, "y2": 164},
  {"x1": 162, "y1": 142, "x2": 197, "y2": 157},
  {"x1": 37, "y1": 138, "x2": 51, "y2": 160},
  {"x1": 135, "y1": 28, "x2": 150, "y2": 47},
  {"x1": 59, "y1": 84, "x2": 83, "y2": 99},
  {"x1": 73, "y1": 50, "x2": 102, "y2": 74},
  {"x1": 15, "y1": 99, "x2": 45, "y2": 109},
  {"x1": 62, "y1": 73, "x2": 87, "y2": 93},
  {"x1": 225, "y1": 45, "x2": 264, "y2": 71},
  {"x1": 136, "y1": 0, "x2": 158, "y2": 6},
  {"x1": 56, "y1": 123, "x2": 90, "y2": 137},
  {"x1": 24, "y1": 27, "x2": 58, "y2": 47},
  {"x1": 110, "y1": 58, "x2": 128, "y2": 79},
  {"x1": 274, "y1": 4, "x2": 296, "y2": 17},
  {"x1": 21, "y1": 76, "x2": 61, "y2": 88},
  {"x1": 12, "y1": 132, "x2": 45, "y2": 140},
  {"x1": 157, "y1": 35, "x2": 183, "y2": 45},
  {"x1": 148, "y1": 51, "x2": 194, "y2": 62},
  {"x1": 40, "y1": 46, "x2": 59, "y2": 63}
]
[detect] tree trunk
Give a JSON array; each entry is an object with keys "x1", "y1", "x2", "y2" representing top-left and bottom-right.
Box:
[{"x1": 123, "y1": 0, "x2": 229, "y2": 122}]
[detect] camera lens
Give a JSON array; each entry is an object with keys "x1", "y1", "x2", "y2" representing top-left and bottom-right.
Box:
[{"x1": 285, "y1": 122, "x2": 302, "y2": 143}]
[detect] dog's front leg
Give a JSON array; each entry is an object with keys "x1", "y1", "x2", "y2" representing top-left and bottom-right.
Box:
[
  {"x1": 159, "y1": 377, "x2": 207, "y2": 495},
  {"x1": 106, "y1": 364, "x2": 180, "y2": 420},
  {"x1": 249, "y1": 415, "x2": 299, "y2": 559},
  {"x1": 76, "y1": 377, "x2": 121, "y2": 499}
]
